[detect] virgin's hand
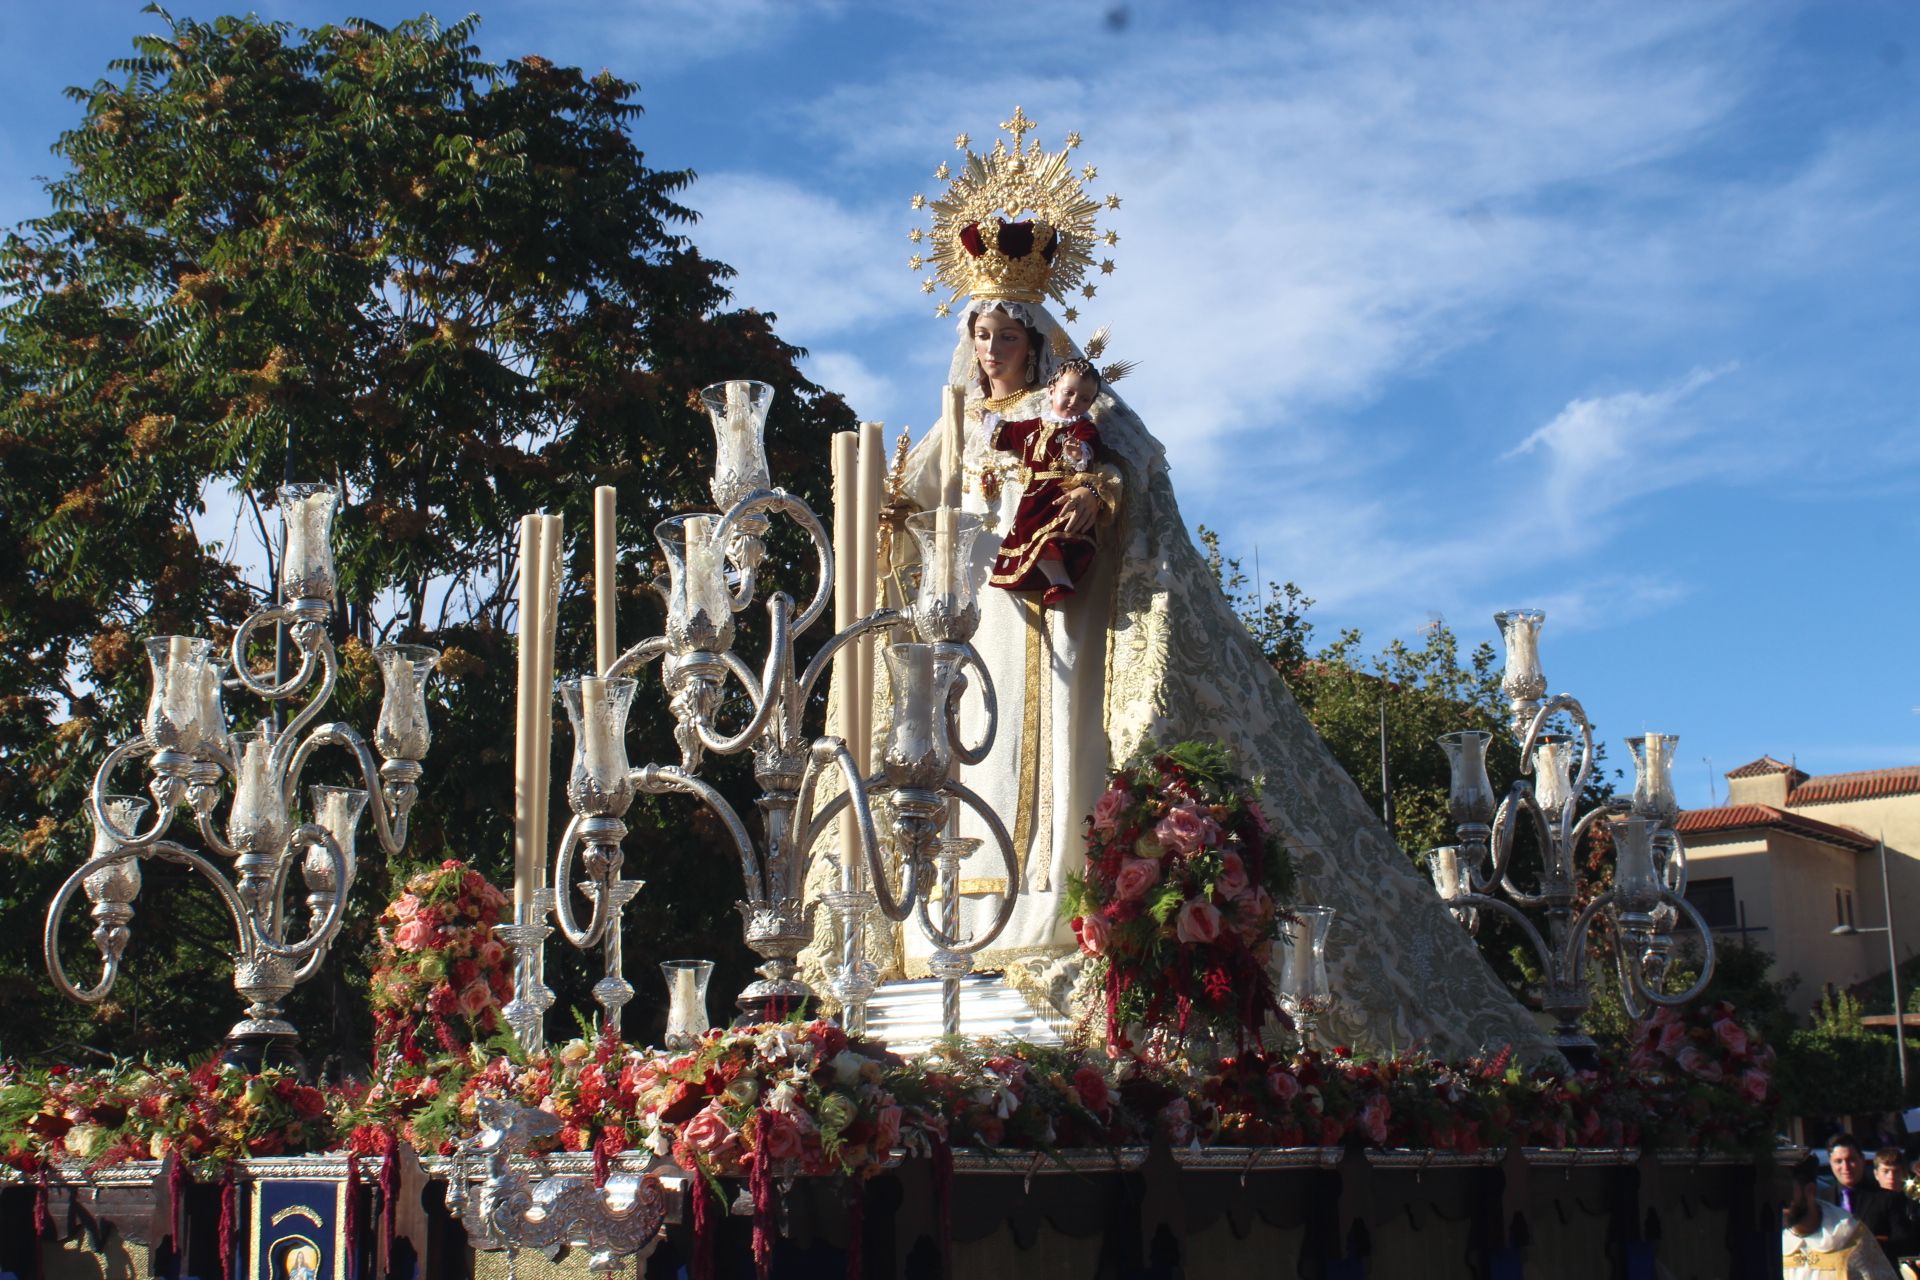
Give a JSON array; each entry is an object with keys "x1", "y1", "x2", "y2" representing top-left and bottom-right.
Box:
[
  {"x1": 880, "y1": 497, "x2": 917, "y2": 529},
  {"x1": 1060, "y1": 486, "x2": 1100, "y2": 536}
]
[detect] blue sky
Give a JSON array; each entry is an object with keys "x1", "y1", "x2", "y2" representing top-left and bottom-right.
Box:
[{"x1": 2, "y1": 1, "x2": 1916, "y2": 810}]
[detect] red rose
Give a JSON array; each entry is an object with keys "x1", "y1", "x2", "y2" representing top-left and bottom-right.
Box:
[
  {"x1": 875, "y1": 1104, "x2": 903, "y2": 1150},
  {"x1": 1266, "y1": 1064, "x2": 1300, "y2": 1103},
  {"x1": 1072, "y1": 1066, "x2": 1112, "y2": 1115},
  {"x1": 1217, "y1": 851, "x2": 1249, "y2": 898},
  {"x1": 1359, "y1": 1097, "x2": 1390, "y2": 1146}
]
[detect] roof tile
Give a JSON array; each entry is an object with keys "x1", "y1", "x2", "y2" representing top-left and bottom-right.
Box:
[
  {"x1": 1675, "y1": 803, "x2": 1875, "y2": 852},
  {"x1": 1788, "y1": 765, "x2": 1920, "y2": 807}
]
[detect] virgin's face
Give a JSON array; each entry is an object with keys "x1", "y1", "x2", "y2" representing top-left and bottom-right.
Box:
[{"x1": 972, "y1": 311, "x2": 1032, "y2": 390}]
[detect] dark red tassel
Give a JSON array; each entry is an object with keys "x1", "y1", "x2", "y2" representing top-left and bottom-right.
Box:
[
  {"x1": 33, "y1": 1167, "x2": 53, "y2": 1239},
  {"x1": 217, "y1": 1172, "x2": 238, "y2": 1280},
  {"x1": 1105, "y1": 969, "x2": 1120, "y2": 1048},
  {"x1": 749, "y1": 1113, "x2": 776, "y2": 1280},
  {"x1": 691, "y1": 1172, "x2": 717, "y2": 1280},
  {"x1": 343, "y1": 1156, "x2": 361, "y2": 1280},
  {"x1": 168, "y1": 1155, "x2": 191, "y2": 1259},
  {"x1": 932, "y1": 1136, "x2": 954, "y2": 1280},
  {"x1": 379, "y1": 1144, "x2": 400, "y2": 1268},
  {"x1": 845, "y1": 1176, "x2": 865, "y2": 1280},
  {"x1": 594, "y1": 1131, "x2": 611, "y2": 1188}
]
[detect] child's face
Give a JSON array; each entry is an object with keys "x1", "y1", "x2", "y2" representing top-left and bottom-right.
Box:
[{"x1": 1049, "y1": 370, "x2": 1098, "y2": 419}]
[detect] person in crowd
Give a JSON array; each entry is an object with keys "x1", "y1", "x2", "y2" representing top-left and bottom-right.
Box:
[
  {"x1": 1789, "y1": 1154, "x2": 1900, "y2": 1278},
  {"x1": 1874, "y1": 1148, "x2": 1920, "y2": 1271},
  {"x1": 1830, "y1": 1135, "x2": 1907, "y2": 1257}
]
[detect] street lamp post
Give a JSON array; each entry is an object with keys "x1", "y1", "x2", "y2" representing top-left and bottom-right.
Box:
[{"x1": 1832, "y1": 836, "x2": 1908, "y2": 1096}]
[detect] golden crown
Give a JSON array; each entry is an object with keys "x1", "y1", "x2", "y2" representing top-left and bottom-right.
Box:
[{"x1": 909, "y1": 106, "x2": 1119, "y2": 322}]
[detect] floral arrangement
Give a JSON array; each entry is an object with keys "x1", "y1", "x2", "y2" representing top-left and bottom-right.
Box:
[
  {"x1": 1626, "y1": 999, "x2": 1779, "y2": 1150},
  {"x1": 0, "y1": 1014, "x2": 1783, "y2": 1181},
  {"x1": 0, "y1": 1059, "x2": 332, "y2": 1178},
  {"x1": 1063, "y1": 741, "x2": 1295, "y2": 1048},
  {"x1": 888, "y1": 1038, "x2": 1147, "y2": 1150},
  {"x1": 369, "y1": 859, "x2": 515, "y2": 1061}
]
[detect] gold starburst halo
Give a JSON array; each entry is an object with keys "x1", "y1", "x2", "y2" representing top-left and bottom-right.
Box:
[{"x1": 909, "y1": 106, "x2": 1118, "y2": 317}]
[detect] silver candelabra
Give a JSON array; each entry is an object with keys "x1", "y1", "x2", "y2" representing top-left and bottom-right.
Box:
[
  {"x1": 43, "y1": 483, "x2": 439, "y2": 1068},
  {"x1": 1430, "y1": 609, "x2": 1714, "y2": 1059},
  {"x1": 510, "y1": 382, "x2": 1021, "y2": 1040}
]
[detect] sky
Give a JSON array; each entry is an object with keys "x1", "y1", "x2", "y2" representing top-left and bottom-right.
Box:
[{"x1": 1, "y1": 0, "x2": 1916, "y2": 812}]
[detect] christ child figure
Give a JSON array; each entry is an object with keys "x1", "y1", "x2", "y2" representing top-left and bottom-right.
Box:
[{"x1": 988, "y1": 358, "x2": 1107, "y2": 606}]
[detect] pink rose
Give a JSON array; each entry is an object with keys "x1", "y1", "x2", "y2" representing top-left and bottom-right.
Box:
[
  {"x1": 1712, "y1": 1017, "x2": 1749, "y2": 1059},
  {"x1": 392, "y1": 893, "x2": 421, "y2": 923},
  {"x1": 1738, "y1": 1068, "x2": 1770, "y2": 1104},
  {"x1": 758, "y1": 1111, "x2": 802, "y2": 1162},
  {"x1": 394, "y1": 918, "x2": 434, "y2": 952},
  {"x1": 1231, "y1": 886, "x2": 1271, "y2": 944},
  {"x1": 457, "y1": 980, "x2": 492, "y2": 1016},
  {"x1": 1072, "y1": 1066, "x2": 1112, "y2": 1115},
  {"x1": 1217, "y1": 851, "x2": 1250, "y2": 898},
  {"x1": 1155, "y1": 803, "x2": 1221, "y2": 856},
  {"x1": 1674, "y1": 1045, "x2": 1723, "y2": 1083},
  {"x1": 1090, "y1": 786, "x2": 1130, "y2": 833},
  {"x1": 684, "y1": 1103, "x2": 740, "y2": 1158},
  {"x1": 1175, "y1": 898, "x2": 1223, "y2": 945},
  {"x1": 1072, "y1": 913, "x2": 1110, "y2": 957},
  {"x1": 477, "y1": 938, "x2": 506, "y2": 968},
  {"x1": 1245, "y1": 800, "x2": 1271, "y2": 836},
  {"x1": 1266, "y1": 1065, "x2": 1300, "y2": 1103},
  {"x1": 1650, "y1": 1018, "x2": 1687, "y2": 1058},
  {"x1": 1115, "y1": 858, "x2": 1160, "y2": 902},
  {"x1": 875, "y1": 1104, "x2": 903, "y2": 1150},
  {"x1": 1359, "y1": 1096, "x2": 1391, "y2": 1146}
]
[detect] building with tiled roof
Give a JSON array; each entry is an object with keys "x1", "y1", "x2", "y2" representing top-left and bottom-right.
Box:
[{"x1": 1679, "y1": 756, "x2": 1920, "y2": 1015}]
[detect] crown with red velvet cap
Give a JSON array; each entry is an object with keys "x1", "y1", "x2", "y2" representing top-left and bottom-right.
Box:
[{"x1": 909, "y1": 106, "x2": 1120, "y2": 322}]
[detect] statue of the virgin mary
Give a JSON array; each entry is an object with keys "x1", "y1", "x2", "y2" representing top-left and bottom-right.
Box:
[{"x1": 804, "y1": 109, "x2": 1548, "y2": 1060}]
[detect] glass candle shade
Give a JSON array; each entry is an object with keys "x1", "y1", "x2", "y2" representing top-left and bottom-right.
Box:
[
  {"x1": 882, "y1": 642, "x2": 963, "y2": 788},
  {"x1": 303, "y1": 785, "x2": 369, "y2": 895},
  {"x1": 226, "y1": 724, "x2": 287, "y2": 855},
  {"x1": 559, "y1": 675, "x2": 637, "y2": 816},
  {"x1": 1627, "y1": 733, "x2": 1680, "y2": 826},
  {"x1": 278, "y1": 483, "x2": 339, "y2": 604},
  {"x1": 904, "y1": 508, "x2": 986, "y2": 642},
  {"x1": 1494, "y1": 609, "x2": 1547, "y2": 705},
  {"x1": 700, "y1": 380, "x2": 774, "y2": 513},
  {"x1": 1430, "y1": 846, "x2": 1470, "y2": 901},
  {"x1": 661, "y1": 958, "x2": 715, "y2": 1049},
  {"x1": 1438, "y1": 730, "x2": 1497, "y2": 828},
  {"x1": 198, "y1": 659, "x2": 232, "y2": 757},
  {"x1": 373, "y1": 643, "x2": 439, "y2": 760},
  {"x1": 1277, "y1": 905, "x2": 1335, "y2": 1010},
  {"x1": 1609, "y1": 816, "x2": 1660, "y2": 913},
  {"x1": 655, "y1": 514, "x2": 735, "y2": 655},
  {"x1": 84, "y1": 795, "x2": 151, "y2": 904},
  {"x1": 144, "y1": 636, "x2": 214, "y2": 754},
  {"x1": 1532, "y1": 733, "x2": 1576, "y2": 815}
]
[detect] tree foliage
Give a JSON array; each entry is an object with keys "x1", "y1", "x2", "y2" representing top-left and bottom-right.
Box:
[{"x1": 0, "y1": 12, "x2": 853, "y2": 1066}]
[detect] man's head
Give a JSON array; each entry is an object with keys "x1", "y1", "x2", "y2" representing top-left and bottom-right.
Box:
[
  {"x1": 1877, "y1": 1147, "x2": 1908, "y2": 1192},
  {"x1": 1831, "y1": 1135, "x2": 1870, "y2": 1189},
  {"x1": 1788, "y1": 1154, "x2": 1825, "y2": 1236}
]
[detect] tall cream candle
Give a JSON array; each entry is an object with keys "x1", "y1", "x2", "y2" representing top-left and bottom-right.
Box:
[
  {"x1": 855, "y1": 423, "x2": 885, "y2": 774},
  {"x1": 512, "y1": 515, "x2": 541, "y2": 920},
  {"x1": 831, "y1": 432, "x2": 859, "y2": 879},
  {"x1": 593, "y1": 486, "x2": 617, "y2": 676},
  {"x1": 530, "y1": 514, "x2": 564, "y2": 895},
  {"x1": 941, "y1": 386, "x2": 966, "y2": 510}
]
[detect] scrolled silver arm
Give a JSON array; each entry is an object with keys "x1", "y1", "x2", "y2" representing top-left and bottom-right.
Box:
[
  {"x1": 794, "y1": 609, "x2": 905, "y2": 710},
  {"x1": 44, "y1": 840, "x2": 255, "y2": 1002},
  {"x1": 550, "y1": 815, "x2": 612, "y2": 950},
  {"x1": 789, "y1": 739, "x2": 881, "y2": 896},
  {"x1": 1446, "y1": 889, "x2": 1559, "y2": 984},
  {"x1": 694, "y1": 595, "x2": 788, "y2": 756},
  {"x1": 89, "y1": 740, "x2": 174, "y2": 849},
  {"x1": 713, "y1": 489, "x2": 834, "y2": 634},
  {"x1": 631, "y1": 763, "x2": 761, "y2": 900},
  {"x1": 229, "y1": 607, "x2": 322, "y2": 701},
  {"x1": 247, "y1": 823, "x2": 350, "y2": 963},
  {"x1": 944, "y1": 642, "x2": 995, "y2": 767},
  {"x1": 281, "y1": 722, "x2": 411, "y2": 856},
  {"x1": 603, "y1": 636, "x2": 669, "y2": 681}
]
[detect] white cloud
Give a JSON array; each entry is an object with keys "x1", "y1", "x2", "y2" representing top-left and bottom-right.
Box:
[{"x1": 801, "y1": 350, "x2": 897, "y2": 423}]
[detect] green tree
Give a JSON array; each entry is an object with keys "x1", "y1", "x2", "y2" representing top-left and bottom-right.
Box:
[{"x1": 0, "y1": 12, "x2": 852, "y2": 1066}]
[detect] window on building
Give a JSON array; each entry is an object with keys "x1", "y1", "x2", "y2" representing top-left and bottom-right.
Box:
[
  {"x1": 1686, "y1": 877, "x2": 1738, "y2": 931},
  {"x1": 1835, "y1": 887, "x2": 1855, "y2": 929}
]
